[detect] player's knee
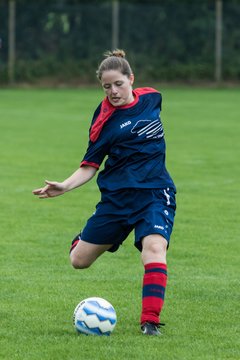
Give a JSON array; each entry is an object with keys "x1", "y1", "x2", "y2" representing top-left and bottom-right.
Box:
[
  {"x1": 142, "y1": 234, "x2": 168, "y2": 260},
  {"x1": 148, "y1": 240, "x2": 167, "y2": 255},
  {"x1": 70, "y1": 253, "x2": 92, "y2": 269}
]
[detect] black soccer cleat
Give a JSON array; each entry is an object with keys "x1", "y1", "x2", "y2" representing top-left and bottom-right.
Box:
[{"x1": 141, "y1": 322, "x2": 164, "y2": 336}]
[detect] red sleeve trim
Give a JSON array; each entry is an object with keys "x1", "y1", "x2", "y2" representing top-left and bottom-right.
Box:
[{"x1": 80, "y1": 161, "x2": 100, "y2": 169}]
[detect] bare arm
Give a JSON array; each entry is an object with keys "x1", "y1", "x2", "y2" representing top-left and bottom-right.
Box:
[{"x1": 32, "y1": 166, "x2": 97, "y2": 199}]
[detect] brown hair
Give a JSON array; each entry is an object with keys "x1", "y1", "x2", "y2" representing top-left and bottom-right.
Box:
[{"x1": 96, "y1": 49, "x2": 133, "y2": 80}]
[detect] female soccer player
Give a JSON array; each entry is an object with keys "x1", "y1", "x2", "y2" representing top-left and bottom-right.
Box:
[{"x1": 33, "y1": 50, "x2": 176, "y2": 336}]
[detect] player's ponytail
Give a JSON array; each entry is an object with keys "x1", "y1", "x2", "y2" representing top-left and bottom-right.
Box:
[
  {"x1": 96, "y1": 49, "x2": 133, "y2": 80},
  {"x1": 103, "y1": 49, "x2": 126, "y2": 59}
]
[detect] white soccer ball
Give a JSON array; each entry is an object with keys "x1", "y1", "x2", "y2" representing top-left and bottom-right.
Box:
[{"x1": 73, "y1": 297, "x2": 117, "y2": 336}]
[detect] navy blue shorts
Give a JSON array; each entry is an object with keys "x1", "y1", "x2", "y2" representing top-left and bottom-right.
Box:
[{"x1": 72, "y1": 188, "x2": 176, "y2": 253}]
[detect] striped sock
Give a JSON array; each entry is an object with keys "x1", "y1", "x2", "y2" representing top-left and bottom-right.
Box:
[
  {"x1": 140, "y1": 262, "x2": 168, "y2": 325},
  {"x1": 69, "y1": 235, "x2": 81, "y2": 254}
]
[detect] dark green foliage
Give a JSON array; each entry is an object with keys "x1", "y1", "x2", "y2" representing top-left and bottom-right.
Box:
[{"x1": 0, "y1": 0, "x2": 239, "y2": 83}]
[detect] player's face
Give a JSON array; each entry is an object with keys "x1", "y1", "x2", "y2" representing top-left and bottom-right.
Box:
[{"x1": 101, "y1": 70, "x2": 134, "y2": 107}]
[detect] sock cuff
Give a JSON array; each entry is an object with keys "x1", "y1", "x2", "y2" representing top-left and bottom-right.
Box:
[
  {"x1": 144, "y1": 262, "x2": 167, "y2": 271},
  {"x1": 144, "y1": 263, "x2": 167, "y2": 276}
]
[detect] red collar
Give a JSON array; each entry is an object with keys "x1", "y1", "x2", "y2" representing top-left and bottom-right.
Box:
[{"x1": 89, "y1": 87, "x2": 159, "y2": 142}]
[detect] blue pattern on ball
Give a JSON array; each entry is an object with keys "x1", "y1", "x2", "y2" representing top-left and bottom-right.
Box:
[
  {"x1": 76, "y1": 320, "x2": 111, "y2": 336},
  {"x1": 84, "y1": 301, "x2": 117, "y2": 324}
]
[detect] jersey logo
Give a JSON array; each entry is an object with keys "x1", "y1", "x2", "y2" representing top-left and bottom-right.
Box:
[
  {"x1": 154, "y1": 225, "x2": 164, "y2": 230},
  {"x1": 120, "y1": 121, "x2": 132, "y2": 129},
  {"x1": 131, "y1": 119, "x2": 164, "y2": 139}
]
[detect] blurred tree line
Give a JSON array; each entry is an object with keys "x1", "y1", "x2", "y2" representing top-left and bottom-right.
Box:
[{"x1": 0, "y1": 0, "x2": 239, "y2": 84}]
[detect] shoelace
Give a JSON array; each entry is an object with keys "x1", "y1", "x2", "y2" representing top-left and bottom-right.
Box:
[
  {"x1": 156, "y1": 322, "x2": 166, "y2": 328},
  {"x1": 141, "y1": 322, "x2": 166, "y2": 329}
]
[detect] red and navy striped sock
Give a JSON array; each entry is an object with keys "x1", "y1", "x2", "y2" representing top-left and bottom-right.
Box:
[{"x1": 140, "y1": 262, "x2": 168, "y2": 325}]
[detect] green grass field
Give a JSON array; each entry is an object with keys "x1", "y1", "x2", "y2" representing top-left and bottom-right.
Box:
[{"x1": 0, "y1": 86, "x2": 239, "y2": 360}]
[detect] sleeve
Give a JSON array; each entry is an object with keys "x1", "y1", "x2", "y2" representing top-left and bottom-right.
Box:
[
  {"x1": 80, "y1": 135, "x2": 110, "y2": 170},
  {"x1": 152, "y1": 91, "x2": 162, "y2": 111}
]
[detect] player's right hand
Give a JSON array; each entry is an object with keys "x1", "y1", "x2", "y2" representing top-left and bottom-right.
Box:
[{"x1": 32, "y1": 180, "x2": 66, "y2": 199}]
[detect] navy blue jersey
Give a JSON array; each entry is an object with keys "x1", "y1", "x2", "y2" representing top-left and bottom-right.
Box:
[{"x1": 81, "y1": 87, "x2": 176, "y2": 192}]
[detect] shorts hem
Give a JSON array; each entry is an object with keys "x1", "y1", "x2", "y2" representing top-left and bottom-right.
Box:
[
  {"x1": 75, "y1": 233, "x2": 120, "y2": 253},
  {"x1": 135, "y1": 231, "x2": 170, "y2": 252}
]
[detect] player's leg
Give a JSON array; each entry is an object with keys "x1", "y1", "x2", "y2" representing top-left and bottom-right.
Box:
[
  {"x1": 70, "y1": 239, "x2": 112, "y2": 269},
  {"x1": 133, "y1": 188, "x2": 176, "y2": 335},
  {"x1": 69, "y1": 195, "x2": 132, "y2": 269},
  {"x1": 140, "y1": 234, "x2": 168, "y2": 335}
]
